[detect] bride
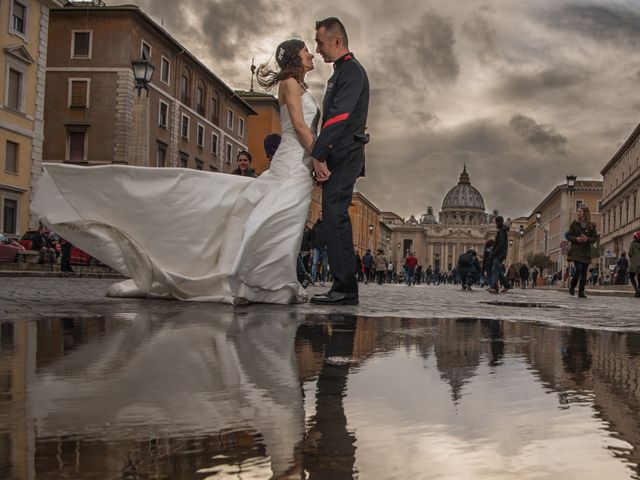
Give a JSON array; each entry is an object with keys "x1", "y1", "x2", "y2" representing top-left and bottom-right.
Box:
[{"x1": 32, "y1": 39, "x2": 320, "y2": 304}]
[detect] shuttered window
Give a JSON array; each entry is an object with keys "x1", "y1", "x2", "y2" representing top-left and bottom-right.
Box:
[
  {"x1": 73, "y1": 32, "x2": 91, "y2": 58},
  {"x1": 7, "y1": 68, "x2": 22, "y2": 111},
  {"x1": 5, "y1": 141, "x2": 18, "y2": 173},
  {"x1": 70, "y1": 80, "x2": 88, "y2": 107}
]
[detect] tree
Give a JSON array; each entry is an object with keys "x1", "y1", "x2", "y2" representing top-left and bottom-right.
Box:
[{"x1": 527, "y1": 253, "x2": 553, "y2": 271}]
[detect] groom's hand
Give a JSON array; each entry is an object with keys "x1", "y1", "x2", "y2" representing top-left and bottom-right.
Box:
[{"x1": 313, "y1": 159, "x2": 331, "y2": 183}]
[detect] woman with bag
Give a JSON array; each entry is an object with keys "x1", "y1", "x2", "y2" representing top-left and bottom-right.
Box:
[{"x1": 567, "y1": 206, "x2": 598, "y2": 298}]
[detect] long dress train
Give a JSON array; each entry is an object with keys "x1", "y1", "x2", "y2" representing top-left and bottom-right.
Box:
[{"x1": 32, "y1": 91, "x2": 320, "y2": 304}]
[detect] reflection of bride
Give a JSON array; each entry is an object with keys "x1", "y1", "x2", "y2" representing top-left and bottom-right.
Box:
[
  {"x1": 31, "y1": 311, "x2": 305, "y2": 478},
  {"x1": 32, "y1": 39, "x2": 319, "y2": 304}
]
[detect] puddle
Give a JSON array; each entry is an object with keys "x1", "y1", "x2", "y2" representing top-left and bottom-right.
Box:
[{"x1": 1, "y1": 313, "x2": 639, "y2": 479}]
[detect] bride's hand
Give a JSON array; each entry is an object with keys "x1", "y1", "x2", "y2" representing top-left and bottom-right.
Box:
[{"x1": 313, "y1": 159, "x2": 331, "y2": 183}]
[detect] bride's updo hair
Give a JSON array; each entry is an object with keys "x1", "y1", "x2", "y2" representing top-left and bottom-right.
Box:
[{"x1": 256, "y1": 39, "x2": 306, "y2": 90}]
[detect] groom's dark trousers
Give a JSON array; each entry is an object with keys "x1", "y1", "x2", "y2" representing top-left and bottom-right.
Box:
[
  {"x1": 311, "y1": 52, "x2": 369, "y2": 296},
  {"x1": 322, "y1": 147, "x2": 364, "y2": 294}
]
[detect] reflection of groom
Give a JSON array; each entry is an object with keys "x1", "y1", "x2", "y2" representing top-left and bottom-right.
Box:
[{"x1": 310, "y1": 17, "x2": 370, "y2": 305}]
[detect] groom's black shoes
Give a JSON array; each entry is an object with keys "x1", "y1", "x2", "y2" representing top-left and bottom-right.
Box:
[{"x1": 309, "y1": 291, "x2": 359, "y2": 305}]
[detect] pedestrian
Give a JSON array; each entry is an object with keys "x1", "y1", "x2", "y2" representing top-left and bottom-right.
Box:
[
  {"x1": 296, "y1": 225, "x2": 313, "y2": 288},
  {"x1": 263, "y1": 133, "x2": 281, "y2": 164},
  {"x1": 457, "y1": 249, "x2": 481, "y2": 291},
  {"x1": 60, "y1": 237, "x2": 73, "y2": 273},
  {"x1": 425, "y1": 265, "x2": 433, "y2": 285},
  {"x1": 615, "y1": 252, "x2": 629, "y2": 285},
  {"x1": 567, "y1": 206, "x2": 598, "y2": 298},
  {"x1": 589, "y1": 264, "x2": 599, "y2": 285},
  {"x1": 628, "y1": 231, "x2": 640, "y2": 298},
  {"x1": 355, "y1": 249, "x2": 364, "y2": 282},
  {"x1": 482, "y1": 240, "x2": 494, "y2": 288},
  {"x1": 309, "y1": 213, "x2": 329, "y2": 285},
  {"x1": 374, "y1": 248, "x2": 389, "y2": 285},
  {"x1": 531, "y1": 266, "x2": 539, "y2": 288},
  {"x1": 488, "y1": 217, "x2": 511, "y2": 294},
  {"x1": 415, "y1": 264, "x2": 423, "y2": 285},
  {"x1": 386, "y1": 261, "x2": 394, "y2": 283},
  {"x1": 231, "y1": 150, "x2": 257, "y2": 177},
  {"x1": 519, "y1": 264, "x2": 529, "y2": 289},
  {"x1": 31, "y1": 225, "x2": 55, "y2": 264},
  {"x1": 362, "y1": 249, "x2": 374, "y2": 284},
  {"x1": 404, "y1": 251, "x2": 418, "y2": 286}
]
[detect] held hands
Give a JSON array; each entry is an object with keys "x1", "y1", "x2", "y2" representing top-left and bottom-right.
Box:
[
  {"x1": 577, "y1": 234, "x2": 588, "y2": 243},
  {"x1": 312, "y1": 159, "x2": 331, "y2": 183}
]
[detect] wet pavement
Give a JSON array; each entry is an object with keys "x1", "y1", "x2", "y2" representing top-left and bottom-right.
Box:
[{"x1": 1, "y1": 278, "x2": 640, "y2": 479}]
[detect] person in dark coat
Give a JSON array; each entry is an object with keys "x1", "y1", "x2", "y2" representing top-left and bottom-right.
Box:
[
  {"x1": 263, "y1": 133, "x2": 281, "y2": 163},
  {"x1": 628, "y1": 231, "x2": 640, "y2": 297},
  {"x1": 488, "y1": 217, "x2": 510, "y2": 293},
  {"x1": 457, "y1": 249, "x2": 481, "y2": 291},
  {"x1": 482, "y1": 240, "x2": 494, "y2": 287},
  {"x1": 310, "y1": 17, "x2": 369, "y2": 305},
  {"x1": 60, "y1": 237, "x2": 73, "y2": 273},
  {"x1": 531, "y1": 267, "x2": 539, "y2": 288},
  {"x1": 231, "y1": 150, "x2": 257, "y2": 177},
  {"x1": 32, "y1": 225, "x2": 55, "y2": 264},
  {"x1": 309, "y1": 214, "x2": 329, "y2": 285},
  {"x1": 519, "y1": 264, "x2": 529, "y2": 289},
  {"x1": 567, "y1": 206, "x2": 598, "y2": 298},
  {"x1": 615, "y1": 252, "x2": 629, "y2": 286}
]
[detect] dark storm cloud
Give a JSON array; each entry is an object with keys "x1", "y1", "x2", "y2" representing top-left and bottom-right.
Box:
[
  {"x1": 552, "y1": 3, "x2": 640, "y2": 46},
  {"x1": 495, "y1": 67, "x2": 587, "y2": 101},
  {"x1": 509, "y1": 114, "x2": 567, "y2": 155}
]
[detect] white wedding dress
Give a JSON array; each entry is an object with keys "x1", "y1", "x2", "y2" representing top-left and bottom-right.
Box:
[{"x1": 32, "y1": 91, "x2": 320, "y2": 304}]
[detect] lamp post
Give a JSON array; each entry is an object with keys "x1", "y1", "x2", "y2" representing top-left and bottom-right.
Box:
[
  {"x1": 519, "y1": 225, "x2": 524, "y2": 263},
  {"x1": 368, "y1": 223, "x2": 374, "y2": 250},
  {"x1": 534, "y1": 210, "x2": 542, "y2": 256},
  {"x1": 564, "y1": 175, "x2": 577, "y2": 284},
  {"x1": 397, "y1": 242, "x2": 401, "y2": 272},
  {"x1": 130, "y1": 58, "x2": 155, "y2": 167},
  {"x1": 131, "y1": 58, "x2": 155, "y2": 96}
]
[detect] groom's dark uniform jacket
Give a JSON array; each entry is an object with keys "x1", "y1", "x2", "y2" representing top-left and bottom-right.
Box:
[{"x1": 311, "y1": 52, "x2": 369, "y2": 176}]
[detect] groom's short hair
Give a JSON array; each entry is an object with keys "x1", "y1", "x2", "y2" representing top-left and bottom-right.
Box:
[{"x1": 315, "y1": 17, "x2": 349, "y2": 48}]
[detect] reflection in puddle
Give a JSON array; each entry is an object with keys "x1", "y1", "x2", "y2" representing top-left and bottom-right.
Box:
[{"x1": 1, "y1": 314, "x2": 640, "y2": 479}]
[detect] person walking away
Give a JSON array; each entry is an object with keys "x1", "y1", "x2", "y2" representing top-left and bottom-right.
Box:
[
  {"x1": 457, "y1": 249, "x2": 481, "y2": 290},
  {"x1": 628, "y1": 231, "x2": 640, "y2": 297},
  {"x1": 616, "y1": 252, "x2": 629, "y2": 285},
  {"x1": 355, "y1": 249, "x2": 364, "y2": 282},
  {"x1": 374, "y1": 248, "x2": 389, "y2": 285},
  {"x1": 519, "y1": 264, "x2": 529, "y2": 289},
  {"x1": 567, "y1": 206, "x2": 598, "y2": 298},
  {"x1": 531, "y1": 267, "x2": 539, "y2": 288},
  {"x1": 387, "y1": 261, "x2": 394, "y2": 283},
  {"x1": 415, "y1": 264, "x2": 423, "y2": 285},
  {"x1": 589, "y1": 264, "x2": 599, "y2": 285},
  {"x1": 488, "y1": 217, "x2": 510, "y2": 294},
  {"x1": 404, "y1": 252, "x2": 418, "y2": 286},
  {"x1": 362, "y1": 249, "x2": 374, "y2": 284},
  {"x1": 482, "y1": 240, "x2": 495, "y2": 288}
]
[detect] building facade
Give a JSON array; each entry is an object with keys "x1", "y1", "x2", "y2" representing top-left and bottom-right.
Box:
[
  {"x1": 236, "y1": 90, "x2": 280, "y2": 175},
  {"x1": 42, "y1": 4, "x2": 254, "y2": 187},
  {"x1": 1, "y1": 0, "x2": 63, "y2": 236},
  {"x1": 599, "y1": 122, "x2": 640, "y2": 267},
  {"x1": 522, "y1": 180, "x2": 603, "y2": 274}
]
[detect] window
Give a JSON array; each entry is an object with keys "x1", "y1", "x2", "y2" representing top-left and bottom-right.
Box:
[
  {"x1": 10, "y1": 0, "x2": 27, "y2": 35},
  {"x1": 71, "y1": 31, "x2": 92, "y2": 58},
  {"x1": 180, "y1": 73, "x2": 190, "y2": 105},
  {"x1": 196, "y1": 83, "x2": 205, "y2": 115},
  {"x1": 211, "y1": 132, "x2": 218, "y2": 156},
  {"x1": 68, "y1": 79, "x2": 89, "y2": 108},
  {"x1": 575, "y1": 200, "x2": 585, "y2": 211},
  {"x1": 180, "y1": 152, "x2": 188, "y2": 168},
  {"x1": 226, "y1": 143, "x2": 232, "y2": 164},
  {"x1": 6, "y1": 67, "x2": 23, "y2": 111},
  {"x1": 196, "y1": 159, "x2": 204, "y2": 170},
  {"x1": 157, "y1": 142, "x2": 167, "y2": 167},
  {"x1": 3, "y1": 198, "x2": 18, "y2": 235},
  {"x1": 210, "y1": 94, "x2": 219, "y2": 124},
  {"x1": 158, "y1": 100, "x2": 168, "y2": 128},
  {"x1": 227, "y1": 109, "x2": 234, "y2": 129},
  {"x1": 66, "y1": 127, "x2": 87, "y2": 162},
  {"x1": 5, "y1": 141, "x2": 18, "y2": 173},
  {"x1": 238, "y1": 118, "x2": 245, "y2": 138},
  {"x1": 181, "y1": 114, "x2": 189, "y2": 139},
  {"x1": 160, "y1": 57, "x2": 170, "y2": 84},
  {"x1": 197, "y1": 124, "x2": 204, "y2": 148},
  {"x1": 141, "y1": 41, "x2": 151, "y2": 60}
]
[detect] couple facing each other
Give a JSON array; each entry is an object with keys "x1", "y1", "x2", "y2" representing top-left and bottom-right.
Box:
[{"x1": 32, "y1": 17, "x2": 370, "y2": 305}]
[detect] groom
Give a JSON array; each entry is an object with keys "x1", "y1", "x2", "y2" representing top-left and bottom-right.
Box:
[{"x1": 310, "y1": 17, "x2": 370, "y2": 305}]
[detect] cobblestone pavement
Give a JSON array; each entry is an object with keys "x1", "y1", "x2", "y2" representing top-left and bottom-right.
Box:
[{"x1": 2, "y1": 277, "x2": 639, "y2": 331}]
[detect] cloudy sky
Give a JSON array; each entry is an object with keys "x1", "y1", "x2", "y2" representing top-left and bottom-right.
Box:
[{"x1": 124, "y1": 0, "x2": 639, "y2": 219}]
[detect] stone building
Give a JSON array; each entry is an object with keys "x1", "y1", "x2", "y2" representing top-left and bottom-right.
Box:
[
  {"x1": 0, "y1": 0, "x2": 64, "y2": 236},
  {"x1": 42, "y1": 3, "x2": 254, "y2": 180},
  {"x1": 599, "y1": 122, "x2": 640, "y2": 267},
  {"x1": 385, "y1": 166, "x2": 496, "y2": 272}
]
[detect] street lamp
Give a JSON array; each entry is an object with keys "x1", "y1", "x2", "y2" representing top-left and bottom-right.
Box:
[
  {"x1": 566, "y1": 174, "x2": 577, "y2": 193},
  {"x1": 535, "y1": 211, "x2": 542, "y2": 226},
  {"x1": 131, "y1": 58, "x2": 155, "y2": 96}
]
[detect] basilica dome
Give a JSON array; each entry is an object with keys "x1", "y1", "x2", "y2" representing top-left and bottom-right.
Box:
[
  {"x1": 439, "y1": 166, "x2": 489, "y2": 225},
  {"x1": 442, "y1": 166, "x2": 485, "y2": 211}
]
